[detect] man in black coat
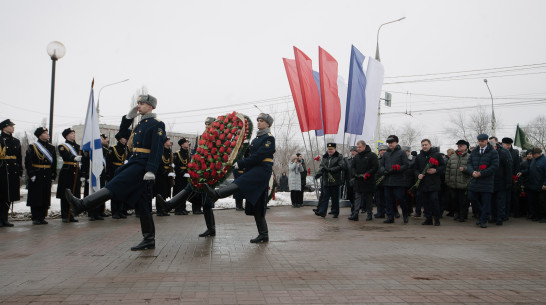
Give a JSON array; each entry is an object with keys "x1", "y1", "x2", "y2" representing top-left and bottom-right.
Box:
[
  {"x1": 379, "y1": 135, "x2": 410, "y2": 223},
  {"x1": 56, "y1": 128, "x2": 85, "y2": 223},
  {"x1": 491, "y1": 138, "x2": 513, "y2": 225},
  {"x1": 314, "y1": 143, "x2": 344, "y2": 218},
  {"x1": 107, "y1": 129, "x2": 129, "y2": 219},
  {"x1": 26, "y1": 127, "x2": 57, "y2": 225},
  {"x1": 173, "y1": 138, "x2": 190, "y2": 215},
  {"x1": 414, "y1": 139, "x2": 446, "y2": 226},
  {"x1": 374, "y1": 145, "x2": 388, "y2": 218},
  {"x1": 349, "y1": 141, "x2": 378, "y2": 221},
  {"x1": 467, "y1": 133, "x2": 499, "y2": 228},
  {"x1": 501, "y1": 137, "x2": 520, "y2": 220},
  {"x1": 0, "y1": 119, "x2": 22, "y2": 227}
]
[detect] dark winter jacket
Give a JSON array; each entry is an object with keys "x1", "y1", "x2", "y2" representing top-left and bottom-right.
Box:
[
  {"x1": 467, "y1": 143, "x2": 499, "y2": 193},
  {"x1": 519, "y1": 159, "x2": 531, "y2": 187},
  {"x1": 493, "y1": 144, "x2": 513, "y2": 192},
  {"x1": 523, "y1": 155, "x2": 546, "y2": 191},
  {"x1": 378, "y1": 145, "x2": 409, "y2": 187},
  {"x1": 315, "y1": 151, "x2": 344, "y2": 187},
  {"x1": 413, "y1": 147, "x2": 446, "y2": 192},
  {"x1": 403, "y1": 156, "x2": 417, "y2": 188},
  {"x1": 508, "y1": 146, "x2": 520, "y2": 175},
  {"x1": 445, "y1": 150, "x2": 471, "y2": 190},
  {"x1": 351, "y1": 145, "x2": 379, "y2": 193}
]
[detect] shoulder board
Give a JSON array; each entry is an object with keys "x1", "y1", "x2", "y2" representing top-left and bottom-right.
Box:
[{"x1": 154, "y1": 118, "x2": 162, "y2": 123}]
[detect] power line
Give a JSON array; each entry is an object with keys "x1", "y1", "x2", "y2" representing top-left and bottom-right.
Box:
[
  {"x1": 385, "y1": 62, "x2": 546, "y2": 79},
  {"x1": 384, "y1": 70, "x2": 546, "y2": 85}
]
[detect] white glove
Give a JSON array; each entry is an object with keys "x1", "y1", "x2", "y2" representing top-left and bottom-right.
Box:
[
  {"x1": 123, "y1": 160, "x2": 128, "y2": 164},
  {"x1": 80, "y1": 177, "x2": 86, "y2": 183},
  {"x1": 183, "y1": 173, "x2": 190, "y2": 178},
  {"x1": 171, "y1": 164, "x2": 175, "y2": 168},
  {"x1": 233, "y1": 162, "x2": 239, "y2": 169},
  {"x1": 168, "y1": 172, "x2": 176, "y2": 178},
  {"x1": 74, "y1": 156, "x2": 82, "y2": 162},
  {"x1": 127, "y1": 105, "x2": 138, "y2": 119},
  {"x1": 30, "y1": 176, "x2": 36, "y2": 182},
  {"x1": 143, "y1": 171, "x2": 155, "y2": 181}
]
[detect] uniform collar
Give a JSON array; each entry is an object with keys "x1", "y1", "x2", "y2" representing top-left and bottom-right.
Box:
[
  {"x1": 1, "y1": 131, "x2": 12, "y2": 138},
  {"x1": 141, "y1": 113, "x2": 157, "y2": 120}
]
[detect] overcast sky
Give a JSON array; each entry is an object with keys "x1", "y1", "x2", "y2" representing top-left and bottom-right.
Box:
[{"x1": 2, "y1": 0, "x2": 545, "y2": 149}]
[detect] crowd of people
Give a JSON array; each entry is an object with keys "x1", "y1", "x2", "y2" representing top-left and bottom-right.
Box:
[{"x1": 307, "y1": 134, "x2": 546, "y2": 228}]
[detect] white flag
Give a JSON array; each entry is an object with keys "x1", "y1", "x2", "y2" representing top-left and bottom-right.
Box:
[
  {"x1": 355, "y1": 57, "x2": 384, "y2": 142},
  {"x1": 81, "y1": 84, "x2": 104, "y2": 193}
]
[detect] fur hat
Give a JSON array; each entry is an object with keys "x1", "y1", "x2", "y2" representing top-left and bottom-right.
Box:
[
  {"x1": 501, "y1": 137, "x2": 513, "y2": 144},
  {"x1": 257, "y1": 113, "x2": 274, "y2": 127},
  {"x1": 178, "y1": 137, "x2": 188, "y2": 146},
  {"x1": 137, "y1": 94, "x2": 157, "y2": 109}
]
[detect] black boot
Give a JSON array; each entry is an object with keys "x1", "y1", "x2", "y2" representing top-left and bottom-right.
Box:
[
  {"x1": 250, "y1": 215, "x2": 269, "y2": 243},
  {"x1": 434, "y1": 217, "x2": 441, "y2": 226},
  {"x1": 204, "y1": 183, "x2": 240, "y2": 203},
  {"x1": 383, "y1": 217, "x2": 394, "y2": 223},
  {"x1": 235, "y1": 199, "x2": 244, "y2": 211},
  {"x1": 1, "y1": 214, "x2": 14, "y2": 227},
  {"x1": 199, "y1": 209, "x2": 216, "y2": 237},
  {"x1": 131, "y1": 214, "x2": 155, "y2": 251},
  {"x1": 422, "y1": 217, "x2": 433, "y2": 225},
  {"x1": 65, "y1": 188, "x2": 111, "y2": 216},
  {"x1": 156, "y1": 188, "x2": 190, "y2": 214},
  {"x1": 348, "y1": 213, "x2": 359, "y2": 221},
  {"x1": 366, "y1": 213, "x2": 373, "y2": 221}
]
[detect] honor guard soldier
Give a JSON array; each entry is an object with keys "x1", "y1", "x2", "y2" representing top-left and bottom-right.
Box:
[
  {"x1": 56, "y1": 128, "x2": 86, "y2": 223},
  {"x1": 25, "y1": 127, "x2": 57, "y2": 225},
  {"x1": 155, "y1": 137, "x2": 173, "y2": 216},
  {"x1": 107, "y1": 128, "x2": 130, "y2": 219},
  {"x1": 204, "y1": 113, "x2": 276, "y2": 243},
  {"x1": 233, "y1": 148, "x2": 250, "y2": 211},
  {"x1": 173, "y1": 137, "x2": 190, "y2": 215},
  {"x1": 0, "y1": 119, "x2": 22, "y2": 227},
  {"x1": 66, "y1": 94, "x2": 166, "y2": 250}
]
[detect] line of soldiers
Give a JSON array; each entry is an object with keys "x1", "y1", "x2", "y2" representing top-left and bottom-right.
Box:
[{"x1": 314, "y1": 133, "x2": 546, "y2": 228}]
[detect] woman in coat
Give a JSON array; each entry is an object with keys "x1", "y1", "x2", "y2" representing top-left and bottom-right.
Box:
[{"x1": 288, "y1": 155, "x2": 304, "y2": 207}]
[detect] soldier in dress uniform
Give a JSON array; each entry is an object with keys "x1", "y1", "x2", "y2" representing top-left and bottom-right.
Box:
[
  {"x1": 0, "y1": 119, "x2": 22, "y2": 227},
  {"x1": 26, "y1": 127, "x2": 57, "y2": 225},
  {"x1": 173, "y1": 137, "x2": 190, "y2": 215},
  {"x1": 233, "y1": 148, "x2": 250, "y2": 211},
  {"x1": 56, "y1": 128, "x2": 85, "y2": 223},
  {"x1": 66, "y1": 94, "x2": 166, "y2": 250},
  {"x1": 205, "y1": 113, "x2": 276, "y2": 243},
  {"x1": 155, "y1": 137, "x2": 174, "y2": 216},
  {"x1": 107, "y1": 128, "x2": 130, "y2": 219}
]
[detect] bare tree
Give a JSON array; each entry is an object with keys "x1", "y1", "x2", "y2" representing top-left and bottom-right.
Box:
[
  {"x1": 524, "y1": 115, "x2": 546, "y2": 151},
  {"x1": 380, "y1": 122, "x2": 422, "y2": 150},
  {"x1": 445, "y1": 106, "x2": 497, "y2": 144}
]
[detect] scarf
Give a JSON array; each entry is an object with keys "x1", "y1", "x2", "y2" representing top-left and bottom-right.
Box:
[{"x1": 257, "y1": 128, "x2": 271, "y2": 137}]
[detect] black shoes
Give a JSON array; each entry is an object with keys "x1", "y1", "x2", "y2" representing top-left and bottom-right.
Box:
[
  {"x1": 199, "y1": 229, "x2": 216, "y2": 237},
  {"x1": 383, "y1": 218, "x2": 394, "y2": 224},
  {"x1": 422, "y1": 218, "x2": 433, "y2": 225},
  {"x1": 348, "y1": 215, "x2": 358, "y2": 221},
  {"x1": 366, "y1": 214, "x2": 373, "y2": 221}
]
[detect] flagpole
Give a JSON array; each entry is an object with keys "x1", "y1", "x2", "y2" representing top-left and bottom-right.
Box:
[{"x1": 305, "y1": 132, "x2": 320, "y2": 199}]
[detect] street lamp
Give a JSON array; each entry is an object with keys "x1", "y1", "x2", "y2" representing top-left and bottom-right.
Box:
[
  {"x1": 373, "y1": 17, "x2": 406, "y2": 151},
  {"x1": 46, "y1": 41, "x2": 66, "y2": 143},
  {"x1": 97, "y1": 78, "x2": 130, "y2": 121},
  {"x1": 484, "y1": 79, "x2": 496, "y2": 136}
]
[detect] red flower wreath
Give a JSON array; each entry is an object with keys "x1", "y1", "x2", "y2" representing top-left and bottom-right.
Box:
[{"x1": 187, "y1": 111, "x2": 253, "y2": 191}]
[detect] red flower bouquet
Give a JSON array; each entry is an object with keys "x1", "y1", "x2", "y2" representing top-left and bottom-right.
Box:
[
  {"x1": 409, "y1": 157, "x2": 440, "y2": 193},
  {"x1": 188, "y1": 111, "x2": 253, "y2": 191},
  {"x1": 479, "y1": 165, "x2": 487, "y2": 171}
]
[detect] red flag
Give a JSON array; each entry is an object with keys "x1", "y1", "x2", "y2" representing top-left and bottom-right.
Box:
[
  {"x1": 283, "y1": 58, "x2": 309, "y2": 132},
  {"x1": 294, "y1": 47, "x2": 322, "y2": 130},
  {"x1": 319, "y1": 47, "x2": 341, "y2": 134}
]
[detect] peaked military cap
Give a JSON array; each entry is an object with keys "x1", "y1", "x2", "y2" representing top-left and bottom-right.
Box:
[
  {"x1": 327, "y1": 143, "x2": 336, "y2": 148},
  {"x1": 0, "y1": 119, "x2": 15, "y2": 129},
  {"x1": 34, "y1": 127, "x2": 48, "y2": 138},
  {"x1": 62, "y1": 128, "x2": 75, "y2": 139}
]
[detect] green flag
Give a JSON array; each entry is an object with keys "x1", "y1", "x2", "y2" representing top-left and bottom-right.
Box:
[{"x1": 514, "y1": 124, "x2": 533, "y2": 150}]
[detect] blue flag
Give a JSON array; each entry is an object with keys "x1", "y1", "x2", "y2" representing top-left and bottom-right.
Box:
[
  {"x1": 313, "y1": 70, "x2": 324, "y2": 137},
  {"x1": 344, "y1": 45, "x2": 367, "y2": 135}
]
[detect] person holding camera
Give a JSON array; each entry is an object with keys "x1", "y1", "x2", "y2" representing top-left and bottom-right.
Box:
[{"x1": 289, "y1": 154, "x2": 304, "y2": 207}]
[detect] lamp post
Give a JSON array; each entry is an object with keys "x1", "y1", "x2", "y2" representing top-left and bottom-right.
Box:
[
  {"x1": 373, "y1": 17, "x2": 406, "y2": 151},
  {"x1": 97, "y1": 79, "x2": 130, "y2": 121},
  {"x1": 46, "y1": 41, "x2": 66, "y2": 143},
  {"x1": 484, "y1": 79, "x2": 496, "y2": 137}
]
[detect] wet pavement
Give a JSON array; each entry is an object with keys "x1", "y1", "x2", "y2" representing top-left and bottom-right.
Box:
[{"x1": 1, "y1": 206, "x2": 545, "y2": 304}]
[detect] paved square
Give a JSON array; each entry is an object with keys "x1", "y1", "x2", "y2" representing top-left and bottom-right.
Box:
[{"x1": 1, "y1": 206, "x2": 545, "y2": 304}]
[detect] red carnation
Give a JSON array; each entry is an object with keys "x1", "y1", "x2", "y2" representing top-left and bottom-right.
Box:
[
  {"x1": 223, "y1": 154, "x2": 229, "y2": 162},
  {"x1": 429, "y1": 157, "x2": 439, "y2": 166},
  {"x1": 201, "y1": 163, "x2": 207, "y2": 170},
  {"x1": 211, "y1": 148, "x2": 217, "y2": 155},
  {"x1": 216, "y1": 140, "x2": 222, "y2": 147},
  {"x1": 202, "y1": 133, "x2": 208, "y2": 140},
  {"x1": 207, "y1": 142, "x2": 213, "y2": 150},
  {"x1": 314, "y1": 156, "x2": 320, "y2": 161},
  {"x1": 213, "y1": 130, "x2": 219, "y2": 137},
  {"x1": 392, "y1": 164, "x2": 401, "y2": 171},
  {"x1": 479, "y1": 165, "x2": 487, "y2": 170},
  {"x1": 227, "y1": 147, "x2": 232, "y2": 154},
  {"x1": 363, "y1": 173, "x2": 371, "y2": 180},
  {"x1": 239, "y1": 122, "x2": 243, "y2": 127},
  {"x1": 219, "y1": 124, "x2": 225, "y2": 131},
  {"x1": 231, "y1": 128, "x2": 237, "y2": 134},
  {"x1": 209, "y1": 163, "x2": 215, "y2": 170},
  {"x1": 219, "y1": 134, "x2": 226, "y2": 141},
  {"x1": 211, "y1": 170, "x2": 217, "y2": 177},
  {"x1": 224, "y1": 140, "x2": 231, "y2": 147},
  {"x1": 224, "y1": 118, "x2": 229, "y2": 124},
  {"x1": 224, "y1": 128, "x2": 230, "y2": 135},
  {"x1": 227, "y1": 133, "x2": 233, "y2": 140},
  {"x1": 214, "y1": 155, "x2": 219, "y2": 161},
  {"x1": 216, "y1": 162, "x2": 222, "y2": 170},
  {"x1": 204, "y1": 172, "x2": 210, "y2": 178},
  {"x1": 234, "y1": 135, "x2": 239, "y2": 141},
  {"x1": 218, "y1": 116, "x2": 224, "y2": 121},
  {"x1": 230, "y1": 141, "x2": 237, "y2": 147},
  {"x1": 209, "y1": 136, "x2": 215, "y2": 143},
  {"x1": 219, "y1": 146, "x2": 225, "y2": 154}
]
